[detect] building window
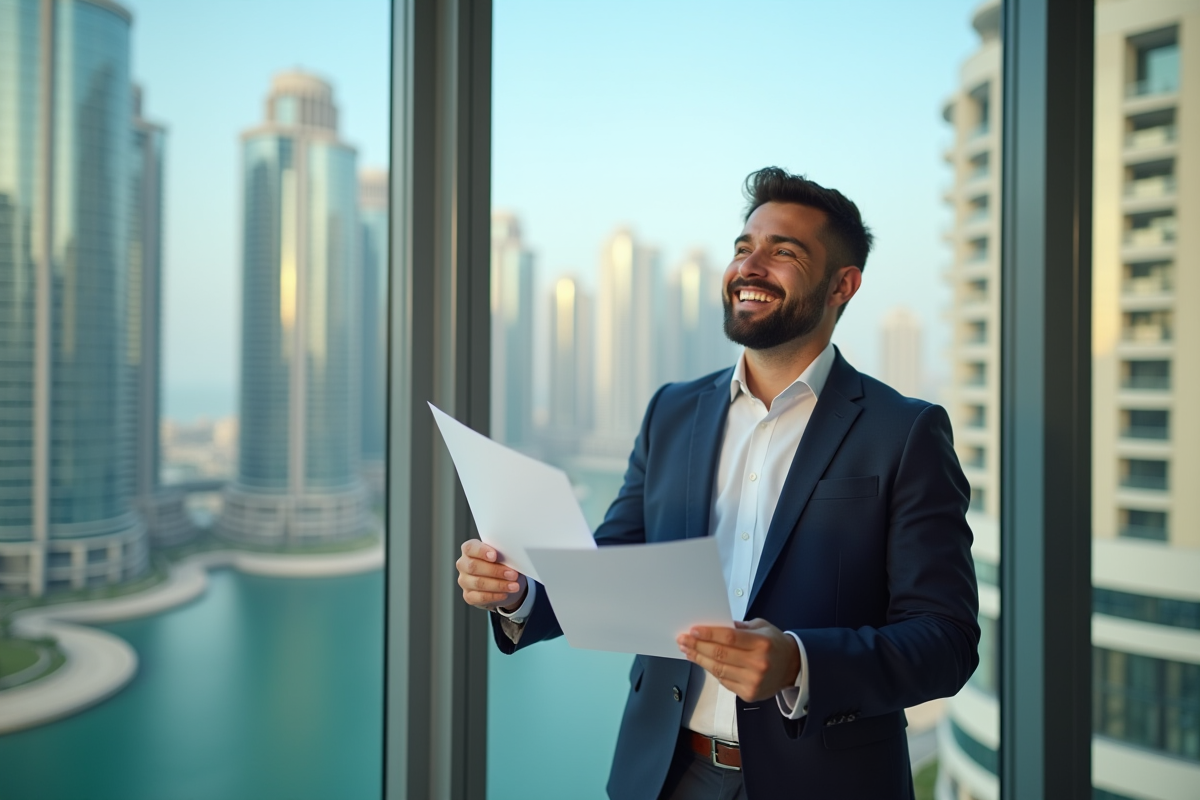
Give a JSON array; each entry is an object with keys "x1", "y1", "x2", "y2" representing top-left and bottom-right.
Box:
[
  {"x1": 1121, "y1": 359, "x2": 1170, "y2": 390},
  {"x1": 1120, "y1": 459, "x2": 1168, "y2": 492},
  {"x1": 970, "y1": 487, "x2": 987, "y2": 512},
  {"x1": 1093, "y1": 647, "x2": 1200, "y2": 761},
  {"x1": 1094, "y1": 587, "x2": 1200, "y2": 630},
  {"x1": 1126, "y1": 108, "x2": 1176, "y2": 150},
  {"x1": 1130, "y1": 29, "x2": 1180, "y2": 97},
  {"x1": 974, "y1": 557, "x2": 998, "y2": 587},
  {"x1": 1119, "y1": 508, "x2": 1168, "y2": 541},
  {"x1": 1120, "y1": 409, "x2": 1169, "y2": 440},
  {"x1": 965, "y1": 404, "x2": 987, "y2": 429},
  {"x1": 963, "y1": 445, "x2": 986, "y2": 469},
  {"x1": 1121, "y1": 309, "x2": 1174, "y2": 343},
  {"x1": 951, "y1": 718, "x2": 999, "y2": 775},
  {"x1": 1124, "y1": 159, "x2": 1175, "y2": 199},
  {"x1": 1124, "y1": 211, "x2": 1177, "y2": 248},
  {"x1": 969, "y1": 81, "x2": 991, "y2": 136}
]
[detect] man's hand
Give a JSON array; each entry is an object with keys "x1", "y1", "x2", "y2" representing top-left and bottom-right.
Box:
[
  {"x1": 456, "y1": 539, "x2": 528, "y2": 612},
  {"x1": 676, "y1": 618, "x2": 800, "y2": 703}
]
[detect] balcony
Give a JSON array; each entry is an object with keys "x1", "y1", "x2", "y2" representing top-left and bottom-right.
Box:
[
  {"x1": 1122, "y1": 375, "x2": 1170, "y2": 391},
  {"x1": 1118, "y1": 524, "x2": 1168, "y2": 542},
  {"x1": 1120, "y1": 473, "x2": 1168, "y2": 491},
  {"x1": 1126, "y1": 79, "x2": 1178, "y2": 99},
  {"x1": 1124, "y1": 174, "x2": 1176, "y2": 199},
  {"x1": 1125, "y1": 124, "x2": 1177, "y2": 151},
  {"x1": 1123, "y1": 269, "x2": 1173, "y2": 296},
  {"x1": 1121, "y1": 425, "x2": 1169, "y2": 441},
  {"x1": 1123, "y1": 219, "x2": 1176, "y2": 249}
]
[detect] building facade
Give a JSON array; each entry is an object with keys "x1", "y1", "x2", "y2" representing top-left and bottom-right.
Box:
[
  {"x1": 658, "y1": 250, "x2": 736, "y2": 386},
  {"x1": 879, "y1": 306, "x2": 925, "y2": 400},
  {"x1": 359, "y1": 168, "x2": 387, "y2": 497},
  {"x1": 489, "y1": 211, "x2": 535, "y2": 447},
  {"x1": 545, "y1": 274, "x2": 594, "y2": 456},
  {"x1": 0, "y1": 0, "x2": 151, "y2": 597},
  {"x1": 220, "y1": 72, "x2": 368, "y2": 545},
  {"x1": 940, "y1": 2, "x2": 1200, "y2": 798}
]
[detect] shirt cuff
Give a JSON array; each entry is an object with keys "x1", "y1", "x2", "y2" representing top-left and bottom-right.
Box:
[
  {"x1": 495, "y1": 581, "x2": 537, "y2": 643},
  {"x1": 775, "y1": 631, "x2": 810, "y2": 720}
]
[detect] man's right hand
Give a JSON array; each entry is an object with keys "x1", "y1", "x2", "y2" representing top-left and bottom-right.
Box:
[{"x1": 456, "y1": 539, "x2": 528, "y2": 613}]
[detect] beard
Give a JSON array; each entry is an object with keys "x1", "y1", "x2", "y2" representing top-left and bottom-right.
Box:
[{"x1": 723, "y1": 274, "x2": 830, "y2": 350}]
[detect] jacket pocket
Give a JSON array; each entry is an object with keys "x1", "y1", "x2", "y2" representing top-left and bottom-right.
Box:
[
  {"x1": 822, "y1": 710, "x2": 907, "y2": 750},
  {"x1": 629, "y1": 655, "x2": 645, "y2": 692},
  {"x1": 811, "y1": 475, "x2": 879, "y2": 500}
]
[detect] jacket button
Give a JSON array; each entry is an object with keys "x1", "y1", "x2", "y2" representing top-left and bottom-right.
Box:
[
  {"x1": 847, "y1": 714, "x2": 857, "y2": 722},
  {"x1": 672, "y1": 686, "x2": 682, "y2": 702}
]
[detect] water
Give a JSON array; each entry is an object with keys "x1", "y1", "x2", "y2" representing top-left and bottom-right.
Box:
[{"x1": 0, "y1": 570, "x2": 384, "y2": 800}]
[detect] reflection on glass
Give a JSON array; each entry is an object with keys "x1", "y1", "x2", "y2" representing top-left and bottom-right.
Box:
[
  {"x1": 0, "y1": 1, "x2": 387, "y2": 796},
  {"x1": 1093, "y1": 2, "x2": 1199, "y2": 799}
]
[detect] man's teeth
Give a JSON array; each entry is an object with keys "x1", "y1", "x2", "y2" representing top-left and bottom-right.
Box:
[{"x1": 738, "y1": 290, "x2": 775, "y2": 302}]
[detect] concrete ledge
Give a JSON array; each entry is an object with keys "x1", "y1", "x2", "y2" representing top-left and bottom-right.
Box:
[{"x1": 0, "y1": 541, "x2": 383, "y2": 734}]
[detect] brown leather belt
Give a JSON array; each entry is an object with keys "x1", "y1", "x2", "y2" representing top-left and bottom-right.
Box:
[{"x1": 689, "y1": 731, "x2": 742, "y2": 770}]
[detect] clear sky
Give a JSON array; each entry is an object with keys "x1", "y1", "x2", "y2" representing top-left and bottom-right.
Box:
[{"x1": 128, "y1": 0, "x2": 981, "y2": 420}]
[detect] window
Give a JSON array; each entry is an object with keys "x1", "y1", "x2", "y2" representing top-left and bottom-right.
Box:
[
  {"x1": 1130, "y1": 30, "x2": 1180, "y2": 97},
  {"x1": 1121, "y1": 360, "x2": 1170, "y2": 390},
  {"x1": 1120, "y1": 459, "x2": 1168, "y2": 491},
  {"x1": 1117, "y1": 508, "x2": 1168, "y2": 542},
  {"x1": 1093, "y1": 648, "x2": 1200, "y2": 761},
  {"x1": 1094, "y1": 587, "x2": 1200, "y2": 630}
]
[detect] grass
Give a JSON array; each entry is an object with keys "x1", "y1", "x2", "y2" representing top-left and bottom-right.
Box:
[
  {"x1": 914, "y1": 757, "x2": 938, "y2": 800},
  {"x1": 0, "y1": 636, "x2": 66, "y2": 688}
]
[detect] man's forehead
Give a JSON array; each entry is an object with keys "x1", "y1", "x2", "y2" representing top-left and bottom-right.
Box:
[{"x1": 739, "y1": 202, "x2": 827, "y2": 239}]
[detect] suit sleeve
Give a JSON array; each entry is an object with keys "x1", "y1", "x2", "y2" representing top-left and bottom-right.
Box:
[
  {"x1": 489, "y1": 385, "x2": 668, "y2": 655},
  {"x1": 783, "y1": 404, "x2": 980, "y2": 739}
]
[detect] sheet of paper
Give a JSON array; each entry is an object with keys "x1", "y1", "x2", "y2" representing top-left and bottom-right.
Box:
[
  {"x1": 527, "y1": 537, "x2": 733, "y2": 660},
  {"x1": 429, "y1": 403, "x2": 595, "y2": 582}
]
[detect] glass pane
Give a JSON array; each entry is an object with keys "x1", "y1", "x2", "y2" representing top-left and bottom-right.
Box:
[
  {"x1": 488, "y1": 2, "x2": 997, "y2": 798},
  {"x1": 0, "y1": 1, "x2": 389, "y2": 797},
  {"x1": 1092, "y1": 4, "x2": 1199, "y2": 799}
]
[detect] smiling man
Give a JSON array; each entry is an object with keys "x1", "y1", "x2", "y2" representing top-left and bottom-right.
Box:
[{"x1": 456, "y1": 167, "x2": 980, "y2": 800}]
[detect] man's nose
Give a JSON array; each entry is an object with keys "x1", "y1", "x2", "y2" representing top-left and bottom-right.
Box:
[{"x1": 738, "y1": 248, "x2": 768, "y2": 277}]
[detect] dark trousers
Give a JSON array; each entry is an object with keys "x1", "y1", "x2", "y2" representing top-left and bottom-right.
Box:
[{"x1": 657, "y1": 730, "x2": 746, "y2": 800}]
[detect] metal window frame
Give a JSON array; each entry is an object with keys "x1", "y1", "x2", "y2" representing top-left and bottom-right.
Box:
[
  {"x1": 1000, "y1": 0, "x2": 1094, "y2": 798},
  {"x1": 384, "y1": 1, "x2": 492, "y2": 798}
]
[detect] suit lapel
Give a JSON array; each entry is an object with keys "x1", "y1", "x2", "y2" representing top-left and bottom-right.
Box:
[
  {"x1": 685, "y1": 372, "x2": 732, "y2": 541},
  {"x1": 748, "y1": 354, "x2": 864, "y2": 607}
]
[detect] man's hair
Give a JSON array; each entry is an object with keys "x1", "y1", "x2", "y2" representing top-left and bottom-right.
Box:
[{"x1": 743, "y1": 167, "x2": 873, "y2": 276}]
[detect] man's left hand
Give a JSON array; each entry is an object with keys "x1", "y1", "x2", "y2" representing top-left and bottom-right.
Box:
[{"x1": 677, "y1": 618, "x2": 800, "y2": 703}]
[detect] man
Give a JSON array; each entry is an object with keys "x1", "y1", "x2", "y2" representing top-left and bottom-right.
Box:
[{"x1": 456, "y1": 167, "x2": 979, "y2": 799}]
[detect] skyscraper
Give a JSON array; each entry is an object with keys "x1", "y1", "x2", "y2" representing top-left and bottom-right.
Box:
[
  {"x1": 220, "y1": 72, "x2": 368, "y2": 544},
  {"x1": 0, "y1": 0, "x2": 150, "y2": 597},
  {"x1": 128, "y1": 87, "x2": 191, "y2": 546},
  {"x1": 879, "y1": 306, "x2": 923, "y2": 399},
  {"x1": 359, "y1": 168, "x2": 387, "y2": 497},
  {"x1": 941, "y1": 2, "x2": 1200, "y2": 798},
  {"x1": 490, "y1": 211, "x2": 535, "y2": 446},
  {"x1": 659, "y1": 250, "x2": 736, "y2": 384},
  {"x1": 592, "y1": 227, "x2": 661, "y2": 449},
  {"x1": 546, "y1": 274, "x2": 594, "y2": 452}
]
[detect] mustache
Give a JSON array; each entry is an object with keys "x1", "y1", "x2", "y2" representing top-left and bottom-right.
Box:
[{"x1": 726, "y1": 278, "x2": 784, "y2": 297}]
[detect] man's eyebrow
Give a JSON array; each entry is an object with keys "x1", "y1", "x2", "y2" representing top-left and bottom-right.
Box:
[{"x1": 733, "y1": 232, "x2": 811, "y2": 256}]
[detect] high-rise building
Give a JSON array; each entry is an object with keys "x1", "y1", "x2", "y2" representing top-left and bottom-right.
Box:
[
  {"x1": 1090, "y1": 2, "x2": 1199, "y2": 796},
  {"x1": 659, "y1": 250, "x2": 736, "y2": 384},
  {"x1": 546, "y1": 274, "x2": 594, "y2": 452},
  {"x1": 220, "y1": 72, "x2": 368, "y2": 544},
  {"x1": 0, "y1": 0, "x2": 150, "y2": 597},
  {"x1": 359, "y1": 168, "x2": 387, "y2": 497},
  {"x1": 129, "y1": 87, "x2": 191, "y2": 546},
  {"x1": 879, "y1": 306, "x2": 924, "y2": 399},
  {"x1": 939, "y1": 3, "x2": 1003, "y2": 797},
  {"x1": 490, "y1": 211, "x2": 535, "y2": 446},
  {"x1": 940, "y1": 2, "x2": 1200, "y2": 799},
  {"x1": 592, "y1": 227, "x2": 661, "y2": 449}
]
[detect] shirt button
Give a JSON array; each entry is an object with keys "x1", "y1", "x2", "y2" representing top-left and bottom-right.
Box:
[
  {"x1": 735, "y1": 588, "x2": 744, "y2": 597},
  {"x1": 741, "y1": 532, "x2": 750, "y2": 541},
  {"x1": 748, "y1": 473, "x2": 758, "y2": 482},
  {"x1": 759, "y1": 423, "x2": 768, "y2": 430}
]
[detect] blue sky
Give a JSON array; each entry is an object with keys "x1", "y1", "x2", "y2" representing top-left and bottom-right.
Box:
[{"x1": 128, "y1": 0, "x2": 980, "y2": 420}]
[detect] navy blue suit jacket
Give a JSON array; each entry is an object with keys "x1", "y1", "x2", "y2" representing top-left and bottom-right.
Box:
[{"x1": 492, "y1": 350, "x2": 980, "y2": 800}]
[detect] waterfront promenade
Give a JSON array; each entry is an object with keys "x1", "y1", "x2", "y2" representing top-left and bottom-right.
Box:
[{"x1": 0, "y1": 542, "x2": 384, "y2": 735}]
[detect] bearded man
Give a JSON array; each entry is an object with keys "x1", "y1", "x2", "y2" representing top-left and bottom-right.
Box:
[{"x1": 456, "y1": 167, "x2": 980, "y2": 800}]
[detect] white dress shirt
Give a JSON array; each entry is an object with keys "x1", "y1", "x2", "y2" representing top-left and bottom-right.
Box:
[{"x1": 502, "y1": 342, "x2": 836, "y2": 742}]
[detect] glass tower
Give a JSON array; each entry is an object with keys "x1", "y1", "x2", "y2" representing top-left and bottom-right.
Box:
[
  {"x1": 220, "y1": 72, "x2": 367, "y2": 544},
  {"x1": 0, "y1": 0, "x2": 149, "y2": 597},
  {"x1": 358, "y1": 168, "x2": 387, "y2": 499}
]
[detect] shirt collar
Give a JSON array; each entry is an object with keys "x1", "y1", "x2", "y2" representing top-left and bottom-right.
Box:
[{"x1": 729, "y1": 341, "x2": 837, "y2": 404}]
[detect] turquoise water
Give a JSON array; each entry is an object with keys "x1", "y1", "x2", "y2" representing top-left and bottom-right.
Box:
[{"x1": 0, "y1": 570, "x2": 384, "y2": 800}]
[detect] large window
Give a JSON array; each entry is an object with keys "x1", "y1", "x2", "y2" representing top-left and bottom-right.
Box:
[{"x1": 0, "y1": 2, "x2": 389, "y2": 797}]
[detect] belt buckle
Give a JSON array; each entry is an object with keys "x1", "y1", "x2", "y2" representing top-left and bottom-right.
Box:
[{"x1": 709, "y1": 736, "x2": 740, "y2": 771}]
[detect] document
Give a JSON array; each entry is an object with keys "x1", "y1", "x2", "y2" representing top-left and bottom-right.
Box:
[
  {"x1": 527, "y1": 537, "x2": 734, "y2": 660},
  {"x1": 429, "y1": 403, "x2": 595, "y2": 582}
]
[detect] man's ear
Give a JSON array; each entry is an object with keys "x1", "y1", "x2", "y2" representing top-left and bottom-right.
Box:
[{"x1": 829, "y1": 265, "x2": 863, "y2": 310}]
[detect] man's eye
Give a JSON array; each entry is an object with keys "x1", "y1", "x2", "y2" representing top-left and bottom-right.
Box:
[{"x1": 777, "y1": 249, "x2": 794, "y2": 258}]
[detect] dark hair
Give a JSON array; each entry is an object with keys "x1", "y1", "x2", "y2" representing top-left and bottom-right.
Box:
[{"x1": 743, "y1": 167, "x2": 873, "y2": 276}]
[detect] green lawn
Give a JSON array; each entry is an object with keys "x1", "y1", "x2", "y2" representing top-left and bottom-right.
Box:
[
  {"x1": 914, "y1": 758, "x2": 938, "y2": 800},
  {"x1": 0, "y1": 636, "x2": 65, "y2": 688}
]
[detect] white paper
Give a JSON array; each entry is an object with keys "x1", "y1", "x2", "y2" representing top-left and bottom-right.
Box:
[
  {"x1": 429, "y1": 403, "x2": 595, "y2": 582},
  {"x1": 527, "y1": 537, "x2": 734, "y2": 660}
]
